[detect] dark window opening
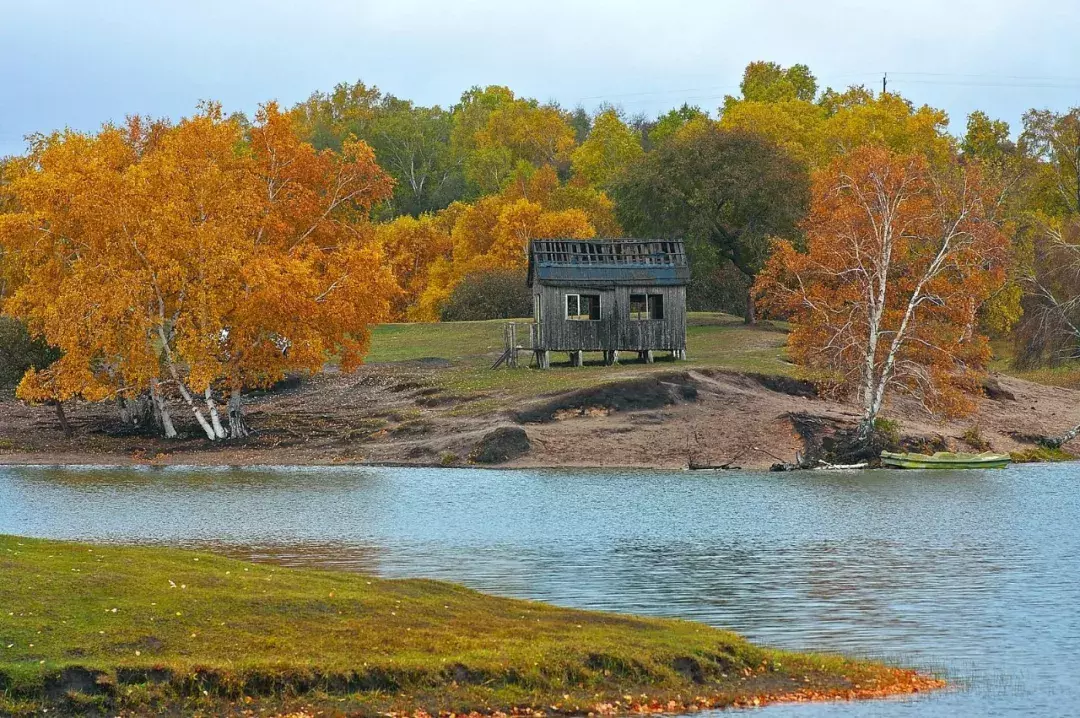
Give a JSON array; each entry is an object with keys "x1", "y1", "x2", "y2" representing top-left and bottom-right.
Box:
[
  {"x1": 566, "y1": 294, "x2": 601, "y2": 321},
  {"x1": 630, "y1": 294, "x2": 664, "y2": 320},
  {"x1": 649, "y1": 294, "x2": 664, "y2": 320}
]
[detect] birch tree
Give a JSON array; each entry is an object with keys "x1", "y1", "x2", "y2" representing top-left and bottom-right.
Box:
[
  {"x1": 0, "y1": 104, "x2": 396, "y2": 440},
  {"x1": 756, "y1": 146, "x2": 1008, "y2": 443}
]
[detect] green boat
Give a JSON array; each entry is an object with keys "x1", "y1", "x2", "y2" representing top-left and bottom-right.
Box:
[{"x1": 880, "y1": 450, "x2": 1011, "y2": 469}]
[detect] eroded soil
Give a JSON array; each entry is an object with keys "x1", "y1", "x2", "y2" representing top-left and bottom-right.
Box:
[{"x1": 1, "y1": 355, "x2": 1076, "y2": 470}]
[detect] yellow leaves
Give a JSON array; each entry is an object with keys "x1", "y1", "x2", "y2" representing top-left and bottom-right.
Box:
[
  {"x1": 720, "y1": 81, "x2": 955, "y2": 169},
  {"x1": 459, "y1": 92, "x2": 576, "y2": 194},
  {"x1": 719, "y1": 99, "x2": 825, "y2": 166},
  {"x1": 377, "y1": 214, "x2": 454, "y2": 319},
  {"x1": 2, "y1": 100, "x2": 398, "y2": 408},
  {"x1": 387, "y1": 164, "x2": 617, "y2": 321},
  {"x1": 570, "y1": 110, "x2": 643, "y2": 187},
  {"x1": 818, "y1": 93, "x2": 953, "y2": 167}
]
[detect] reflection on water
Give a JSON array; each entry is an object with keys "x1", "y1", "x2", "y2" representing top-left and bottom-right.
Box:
[{"x1": 1, "y1": 463, "x2": 1078, "y2": 716}]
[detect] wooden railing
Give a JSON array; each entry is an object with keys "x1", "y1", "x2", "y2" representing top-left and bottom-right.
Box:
[{"x1": 491, "y1": 322, "x2": 534, "y2": 369}]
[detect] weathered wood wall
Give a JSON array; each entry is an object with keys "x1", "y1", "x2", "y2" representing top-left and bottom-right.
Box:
[{"x1": 532, "y1": 284, "x2": 686, "y2": 352}]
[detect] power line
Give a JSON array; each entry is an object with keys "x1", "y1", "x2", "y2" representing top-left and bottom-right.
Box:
[
  {"x1": 888, "y1": 71, "x2": 1080, "y2": 83},
  {"x1": 570, "y1": 70, "x2": 1080, "y2": 112}
]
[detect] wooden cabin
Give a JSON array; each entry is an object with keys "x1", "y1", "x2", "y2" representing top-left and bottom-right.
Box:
[{"x1": 527, "y1": 239, "x2": 689, "y2": 368}]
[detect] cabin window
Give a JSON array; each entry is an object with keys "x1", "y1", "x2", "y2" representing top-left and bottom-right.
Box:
[
  {"x1": 566, "y1": 293, "x2": 601, "y2": 321},
  {"x1": 630, "y1": 294, "x2": 664, "y2": 320}
]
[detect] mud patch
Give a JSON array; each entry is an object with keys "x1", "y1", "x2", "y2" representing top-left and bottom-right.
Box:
[
  {"x1": 747, "y1": 373, "x2": 817, "y2": 399},
  {"x1": 983, "y1": 375, "x2": 1016, "y2": 402},
  {"x1": 699, "y1": 369, "x2": 817, "y2": 399},
  {"x1": 515, "y1": 374, "x2": 697, "y2": 424},
  {"x1": 672, "y1": 657, "x2": 705, "y2": 684},
  {"x1": 469, "y1": 427, "x2": 530, "y2": 464},
  {"x1": 44, "y1": 667, "x2": 112, "y2": 699}
]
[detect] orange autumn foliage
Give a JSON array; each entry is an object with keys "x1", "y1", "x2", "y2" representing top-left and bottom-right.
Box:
[
  {"x1": 755, "y1": 146, "x2": 1008, "y2": 434},
  {"x1": 0, "y1": 103, "x2": 396, "y2": 439},
  {"x1": 379, "y1": 165, "x2": 619, "y2": 321}
]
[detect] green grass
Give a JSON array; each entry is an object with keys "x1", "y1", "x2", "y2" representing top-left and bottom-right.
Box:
[
  {"x1": 364, "y1": 314, "x2": 792, "y2": 413},
  {"x1": 989, "y1": 337, "x2": 1080, "y2": 389},
  {"x1": 1009, "y1": 445, "x2": 1075, "y2": 463},
  {"x1": 0, "y1": 535, "x2": 938, "y2": 716}
]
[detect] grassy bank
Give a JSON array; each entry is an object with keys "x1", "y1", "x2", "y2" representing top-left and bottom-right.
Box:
[
  {"x1": 0, "y1": 535, "x2": 941, "y2": 716},
  {"x1": 364, "y1": 313, "x2": 792, "y2": 415}
]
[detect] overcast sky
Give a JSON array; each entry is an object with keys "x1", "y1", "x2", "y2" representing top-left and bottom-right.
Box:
[{"x1": 4, "y1": 0, "x2": 1080, "y2": 157}]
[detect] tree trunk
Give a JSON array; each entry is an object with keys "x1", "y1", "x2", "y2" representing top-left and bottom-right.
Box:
[
  {"x1": 150, "y1": 379, "x2": 178, "y2": 439},
  {"x1": 204, "y1": 386, "x2": 227, "y2": 440},
  {"x1": 117, "y1": 395, "x2": 133, "y2": 425},
  {"x1": 227, "y1": 378, "x2": 250, "y2": 439},
  {"x1": 855, "y1": 416, "x2": 875, "y2": 446},
  {"x1": 1042, "y1": 423, "x2": 1080, "y2": 449},
  {"x1": 163, "y1": 361, "x2": 217, "y2": 441},
  {"x1": 744, "y1": 286, "x2": 756, "y2": 325},
  {"x1": 51, "y1": 400, "x2": 73, "y2": 438},
  {"x1": 120, "y1": 392, "x2": 155, "y2": 427},
  {"x1": 133, "y1": 392, "x2": 155, "y2": 427}
]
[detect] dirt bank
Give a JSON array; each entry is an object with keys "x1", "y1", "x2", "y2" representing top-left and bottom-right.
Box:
[{"x1": 1, "y1": 357, "x2": 1076, "y2": 470}]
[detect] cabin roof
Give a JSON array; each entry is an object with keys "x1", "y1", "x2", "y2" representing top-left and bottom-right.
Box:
[{"x1": 527, "y1": 239, "x2": 690, "y2": 287}]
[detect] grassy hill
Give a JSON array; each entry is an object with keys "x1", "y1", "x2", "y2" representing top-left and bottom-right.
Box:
[
  {"x1": 363, "y1": 313, "x2": 792, "y2": 415},
  {"x1": 0, "y1": 535, "x2": 942, "y2": 716}
]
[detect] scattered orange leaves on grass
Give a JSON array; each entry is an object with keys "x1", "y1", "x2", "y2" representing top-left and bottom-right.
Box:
[{"x1": 368, "y1": 667, "x2": 945, "y2": 718}]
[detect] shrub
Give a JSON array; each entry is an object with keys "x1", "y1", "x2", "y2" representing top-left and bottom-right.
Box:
[
  {"x1": 687, "y1": 258, "x2": 751, "y2": 316},
  {"x1": 440, "y1": 269, "x2": 531, "y2": 322},
  {"x1": 1010, "y1": 446, "x2": 1073, "y2": 463},
  {"x1": 0, "y1": 317, "x2": 60, "y2": 398},
  {"x1": 872, "y1": 417, "x2": 901, "y2": 448},
  {"x1": 962, "y1": 424, "x2": 991, "y2": 451}
]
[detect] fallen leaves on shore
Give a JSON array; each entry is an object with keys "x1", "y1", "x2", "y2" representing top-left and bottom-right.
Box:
[{"x1": 372, "y1": 667, "x2": 946, "y2": 718}]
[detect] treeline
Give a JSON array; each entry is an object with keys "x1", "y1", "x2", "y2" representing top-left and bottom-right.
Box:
[{"x1": 3, "y1": 60, "x2": 1080, "y2": 442}]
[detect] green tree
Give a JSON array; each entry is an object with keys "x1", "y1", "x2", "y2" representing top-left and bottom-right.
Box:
[
  {"x1": 737, "y1": 61, "x2": 818, "y2": 103},
  {"x1": 648, "y1": 104, "x2": 709, "y2": 148},
  {"x1": 571, "y1": 109, "x2": 643, "y2": 187},
  {"x1": 290, "y1": 80, "x2": 383, "y2": 152},
  {"x1": 569, "y1": 106, "x2": 592, "y2": 143},
  {"x1": 439, "y1": 268, "x2": 531, "y2": 321},
  {"x1": 369, "y1": 97, "x2": 463, "y2": 216},
  {"x1": 449, "y1": 85, "x2": 517, "y2": 196},
  {"x1": 963, "y1": 111, "x2": 1015, "y2": 166},
  {"x1": 0, "y1": 317, "x2": 59, "y2": 397},
  {"x1": 1021, "y1": 108, "x2": 1080, "y2": 216},
  {"x1": 1013, "y1": 108, "x2": 1080, "y2": 366},
  {"x1": 611, "y1": 123, "x2": 809, "y2": 323}
]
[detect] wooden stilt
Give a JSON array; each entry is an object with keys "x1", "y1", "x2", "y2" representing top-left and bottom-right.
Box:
[
  {"x1": 570, "y1": 351, "x2": 583, "y2": 367},
  {"x1": 639, "y1": 350, "x2": 654, "y2": 364}
]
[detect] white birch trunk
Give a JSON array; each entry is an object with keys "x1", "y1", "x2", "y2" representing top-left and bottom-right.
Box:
[
  {"x1": 174, "y1": 377, "x2": 216, "y2": 441},
  {"x1": 154, "y1": 323, "x2": 217, "y2": 441},
  {"x1": 150, "y1": 379, "x2": 178, "y2": 439},
  {"x1": 204, "y1": 386, "x2": 227, "y2": 440}
]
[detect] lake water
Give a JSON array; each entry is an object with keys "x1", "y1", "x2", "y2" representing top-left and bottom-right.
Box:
[{"x1": 1, "y1": 463, "x2": 1078, "y2": 716}]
